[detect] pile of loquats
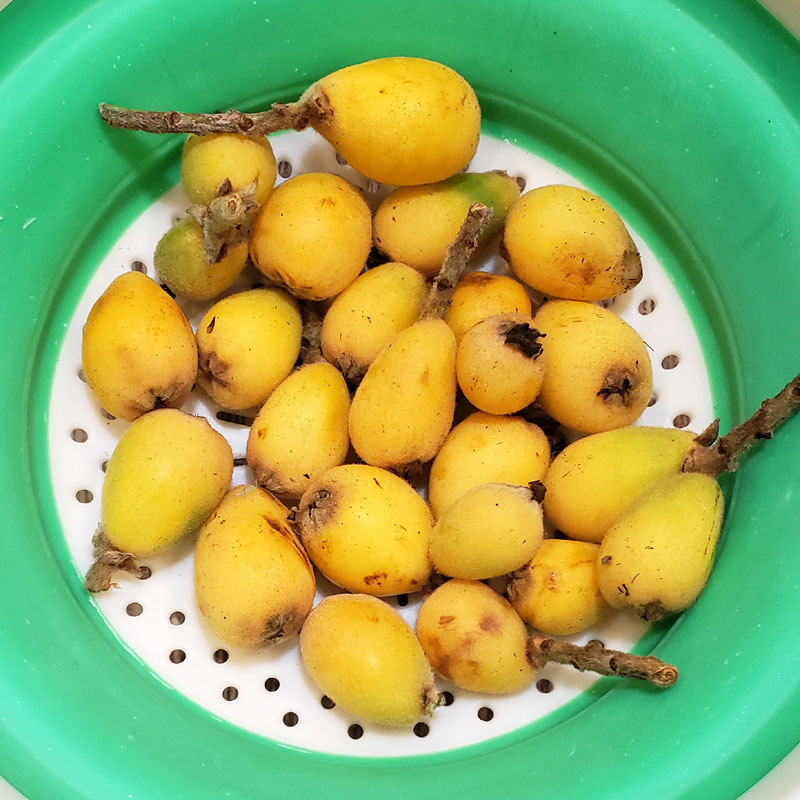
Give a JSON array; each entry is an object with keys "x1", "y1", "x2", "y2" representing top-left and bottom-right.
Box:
[{"x1": 84, "y1": 57, "x2": 799, "y2": 728}]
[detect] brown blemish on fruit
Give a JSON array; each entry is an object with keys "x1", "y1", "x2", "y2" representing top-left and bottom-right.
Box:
[
  {"x1": 261, "y1": 607, "x2": 304, "y2": 646},
  {"x1": 460, "y1": 271, "x2": 495, "y2": 287},
  {"x1": 502, "y1": 322, "x2": 544, "y2": 359},
  {"x1": 363, "y1": 571, "x2": 387, "y2": 587},
  {"x1": 479, "y1": 614, "x2": 501, "y2": 633},
  {"x1": 199, "y1": 349, "x2": 231, "y2": 388},
  {"x1": 639, "y1": 600, "x2": 667, "y2": 622},
  {"x1": 297, "y1": 486, "x2": 338, "y2": 539},
  {"x1": 601, "y1": 555, "x2": 612, "y2": 565},
  {"x1": 620, "y1": 243, "x2": 643, "y2": 289},
  {"x1": 438, "y1": 615, "x2": 456, "y2": 626},
  {"x1": 597, "y1": 366, "x2": 638, "y2": 407}
]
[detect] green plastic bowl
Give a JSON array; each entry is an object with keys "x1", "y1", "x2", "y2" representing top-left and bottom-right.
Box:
[{"x1": 1, "y1": 1, "x2": 798, "y2": 798}]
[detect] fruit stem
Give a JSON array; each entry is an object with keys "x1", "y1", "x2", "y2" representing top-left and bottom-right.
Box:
[
  {"x1": 527, "y1": 634, "x2": 679, "y2": 688},
  {"x1": 299, "y1": 302, "x2": 325, "y2": 365},
  {"x1": 683, "y1": 373, "x2": 800, "y2": 476},
  {"x1": 98, "y1": 92, "x2": 330, "y2": 135},
  {"x1": 421, "y1": 203, "x2": 493, "y2": 320},
  {"x1": 84, "y1": 526, "x2": 141, "y2": 592}
]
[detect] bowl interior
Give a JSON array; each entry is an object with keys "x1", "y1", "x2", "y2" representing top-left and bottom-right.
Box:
[{"x1": 1, "y1": 1, "x2": 799, "y2": 798}]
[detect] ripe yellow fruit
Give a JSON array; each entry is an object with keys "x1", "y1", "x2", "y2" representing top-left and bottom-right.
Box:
[
  {"x1": 428, "y1": 411, "x2": 550, "y2": 519},
  {"x1": 153, "y1": 217, "x2": 248, "y2": 301},
  {"x1": 455, "y1": 312, "x2": 546, "y2": 415},
  {"x1": 373, "y1": 171, "x2": 520, "y2": 276},
  {"x1": 507, "y1": 540, "x2": 609, "y2": 635},
  {"x1": 444, "y1": 271, "x2": 533, "y2": 344},
  {"x1": 544, "y1": 427, "x2": 698, "y2": 543},
  {"x1": 246, "y1": 362, "x2": 350, "y2": 500},
  {"x1": 296, "y1": 464, "x2": 432, "y2": 596},
  {"x1": 194, "y1": 485, "x2": 315, "y2": 649},
  {"x1": 349, "y1": 318, "x2": 457, "y2": 472},
  {"x1": 320, "y1": 262, "x2": 427, "y2": 381},
  {"x1": 532, "y1": 299, "x2": 652, "y2": 433},
  {"x1": 300, "y1": 594, "x2": 438, "y2": 726},
  {"x1": 101, "y1": 409, "x2": 232, "y2": 557},
  {"x1": 249, "y1": 172, "x2": 372, "y2": 300},
  {"x1": 312, "y1": 57, "x2": 480, "y2": 185},
  {"x1": 416, "y1": 579, "x2": 535, "y2": 694},
  {"x1": 503, "y1": 184, "x2": 642, "y2": 301},
  {"x1": 81, "y1": 271, "x2": 197, "y2": 421},
  {"x1": 596, "y1": 472, "x2": 724, "y2": 620},
  {"x1": 429, "y1": 483, "x2": 545, "y2": 580},
  {"x1": 195, "y1": 288, "x2": 302, "y2": 410},
  {"x1": 181, "y1": 132, "x2": 277, "y2": 207}
]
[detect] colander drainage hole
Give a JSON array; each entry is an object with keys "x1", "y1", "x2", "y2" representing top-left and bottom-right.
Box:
[
  {"x1": 222, "y1": 686, "x2": 238, "y2": 701},
  {"x1": 101, "y1": 460, "x2": 109, "y2": 473},
  {"x1": 78, "y1": 368, "x2": 87, "y2": 383},
  {"x1": 598, "y1": 297, "x2": 615, "y2": 309},
  {"x1": 264, "y1": 677, "x2": 280, "y2": 692},
  {"x1": 661, "y1": 354, "x2": 680, "y2": 370},
  {"x1": 160, "y1": 283, "x2": 176, "y2": 298},
  {"x1": 648, "y1": 393, "x2": 658, "y2": 408},
  {"x1": 282, "y1": 712, "x2": 299, "y2": 727},
  {"x1": 126, "y1": 602, "x2": 143, "y2": 617},
  {"x1": 169, "y1": 649, "x2": 186, "y2": 664},
  {"x1": 638, "y1": 298, "x2": 656, "y2": 315},
  {"x1": 70, "y1": 428, "x2": 88, "y2": 443},
  {"x1": 213, "y1": 649, "x2": 229, "y2": 664},
  {"x1": 366, "y1": 179, "x2": 380, "y2": 194},
  {"x1": 335, "y1": 152, "x2": 347, "y2": 166},
  {"x1": 100, "y1": 409, "x2": 116, "y2": 421},
  {"x1": 515, "y1": 175, "x2": 526, "y2": 192},
  {"x1": 413, "y1": 722, "x2": 429, "y2": 738},
  {"x1": 75, "y1": 489, "x2": 93, "y2": 504},
  {"x1": 320, "y1": 695, "x2": 335, "y2": 709},
  {"x1": 347, "y1": 724, "x2": 364, "y2": 740},
  {"x1": 673, "y1": 414, "x2": 691, "y2": 429},
  {"x1": 278, "y1": 159, "x2": 292, "y2": 179},
  {"x1": 138, "y1": 566, "x2": 152, "y2": 580},
  {"x1": 396, "y1": 593, "x2": 409, "y2": 607},
  {"x1": 170, "y1": 611, "x2": 186, "y2": 625},
  {"x1": 536, "y1": 679, "x2": 554, "y2": 694},
  {"x1": 130, "y1": 260, "x2": 147, "y2": 274},
  {"x1": 441, "y1": 691, "x2": 455, "y2": 706},
  {"x1": 477, "y1": 707, "x2": 494, "y2": 722}
]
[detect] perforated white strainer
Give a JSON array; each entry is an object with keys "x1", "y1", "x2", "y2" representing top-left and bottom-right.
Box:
[{"x1": 47, "y1": 130, "x2": 713, "y2": 757}]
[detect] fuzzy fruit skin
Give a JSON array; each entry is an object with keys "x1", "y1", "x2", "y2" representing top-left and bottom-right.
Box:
[
  {"x1": 195, "y1": 288, "x2": 302, "y2": 411},
  {"x1": 416, "y1": 579, "x2": 535, "y2": 694},
  {"x1": 102, "y1": 409, "x2": 232, "y2": 556},
  {"x1": 456, "y1": 312, "x2": 546, "y2": 415},
  {"x1": 507, "y1": 540, "x2": 609, "y2": 635},
  {"x1": 310, "y1": 57, "x2": 480, "y2": 186},
  {"x1": 373, "y1": 172, "x2": 520, "y2": 276},
  {"x1": 430, "y1": 483, "x2": 544, "y2": 580},
  {"x1": 349, "y1": 319, "x2": 457, "y2": 472},
  {"x1": 181, "y1": 132, "x2": 277, "y2": 207},
  {"x1": 428, "y1": 411, "x2": 550, "y2": 519},
  {"x1": 300, "y1": 594, "x2": 437, "y2": 726},
  {"x1": 81, "y1": 271, "x2": 197, "y2": 421},
  {"x1": 320, "y1": 262, "x2": 427, "y2": 381},
  {"x1": 246, "y1": 362, "x2": 351, "y2": 500},
  {"x1": 249, "y1": 172, "x2": 371, "y2": 301},
  {"x1": 153, "y1": 217, "x2": 248, "y2": 301},
  {"x1": 503, "y1": 184, "x2": 642, "y2": 301},
  {"x1": 596, "y1": 472, "x2": 724, "y2": 619},
  {"x1": 544, "y1": 427, "x2": 698, "y2": 543},
  {"x1": 194, "y1": 485, "x2": 315, "y2": 650},
  {"x1": 532, "y1": 299, "x2": 653, "y2": 434},
  {"x1": 444, "y1": 271, "x2": 533, "y2": 344},
  {"x1": 296, "y1": 464, "x2": 432, "y2": 597}
]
